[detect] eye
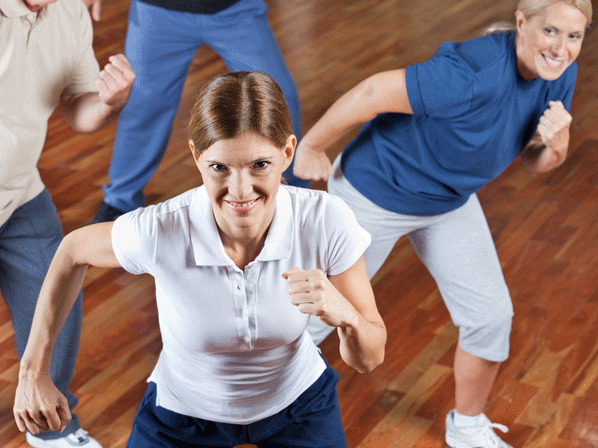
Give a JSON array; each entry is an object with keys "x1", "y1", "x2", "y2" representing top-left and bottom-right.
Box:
[
  {"x1": 210, "y1": 164, "x2": 228, "y2": 172},
  {"x1": 253, "y1": 161, "x2": 270, "y2": 170},
  {"x1": 544, "y1": 27, "x2": 556, "y2": 35},
  {"x1": 568, "y1": 33, "x2": 582, "y2": 41}
]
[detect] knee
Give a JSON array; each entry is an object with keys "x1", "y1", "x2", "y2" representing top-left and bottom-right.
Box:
[{"x1": 457, "y1": 312, "x2": 513, "y2": 363}]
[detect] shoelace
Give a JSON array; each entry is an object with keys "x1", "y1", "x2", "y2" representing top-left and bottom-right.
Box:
[
  {"x1": 66, "y1": 429, "x2": 89, "y2": 445},
  {"x1": 474, "y1": 422, "x2": 509, "y2": 447}
]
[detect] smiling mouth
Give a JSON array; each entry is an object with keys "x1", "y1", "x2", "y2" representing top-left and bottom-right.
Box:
[
  {"x1": 225, "y1": 199, "x2": 259, "y2": 213},
  {"x1": 542, "y1": 54, "x2": 565, "y2": 70}
]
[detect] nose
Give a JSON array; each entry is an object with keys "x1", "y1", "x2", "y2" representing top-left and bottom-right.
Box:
[
  {"x1": 228, "y1": 170, "x2": 253, "y2": 199},
  {"x1": 551, "y1": 36, "x2": 567, "y2": 56}
]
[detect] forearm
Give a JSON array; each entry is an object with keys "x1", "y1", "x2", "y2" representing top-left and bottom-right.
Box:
[
  {"x1": 521, "y1": 131, "x2": 569, "y2": 173},
  {"x1": 301, "y1": 81, "x2": 378, "y2": 153},
  {"x1": 60, "y1": 92, "x2": 120, "y2": 133},
  {"x1": 338, "y1": 313, "x2": 386, "y2": 373},
  {"x1": 20, "y1": 237, "x2": 89, "y2": 376}
]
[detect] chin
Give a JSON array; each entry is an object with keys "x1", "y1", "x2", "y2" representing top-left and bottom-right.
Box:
[
  {"x1": 537, "y1": 58, "x2": 570, "y2": 81},
  {"x1": 538, "y1": 70, "x2": 566, "y2": 81}
]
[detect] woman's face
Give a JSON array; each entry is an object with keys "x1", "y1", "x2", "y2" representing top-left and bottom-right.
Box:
[
  {"x1": 515, "y1": 1, "x2": 587, "y2": 80},
  {"x1": 190, "y1": 131, "x2": 295, "y2": 242}
]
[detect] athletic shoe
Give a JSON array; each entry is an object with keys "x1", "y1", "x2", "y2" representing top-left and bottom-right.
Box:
[
  {"x1": 26, "y1": 428, "x2": 102, "y2": 447},
  {"x1": 445, "y1": 409, "x2": 512, "y2": 448},
  {"x1": 88, "y1": 201, "x2": 125, "y2": 224}
]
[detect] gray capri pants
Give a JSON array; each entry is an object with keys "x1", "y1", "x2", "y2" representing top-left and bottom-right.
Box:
[{"x1": 308, "y1": 157, "x2": 514, "y2": 362}]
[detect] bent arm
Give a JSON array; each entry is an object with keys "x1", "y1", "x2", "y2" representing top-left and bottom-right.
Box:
[
  {"x1": 328, "y1": 257, "x2": 386, "y2": 373},
  {"x1": 294, "y1": 69, "x2": 412, "y2": 180},
  {"x1": 60, "y1": 92, "x2": 117, "y2": 133},
  {"x1": 60, "y1": 54, "x2": 135, "y2": 133},
  {"x1": 14, "y1": 223, "x2": 120, "y2": 434},
  {"x1": 520, "y1": 130, "x2": 569, "y2": 172},
  {"x1": 521, "y1": 101, "x2": 571, "y2": 173}
]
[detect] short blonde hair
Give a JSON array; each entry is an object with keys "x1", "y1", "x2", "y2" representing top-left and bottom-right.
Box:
[
  {"x1": 517, "y1": 0, "x2": 592, "y2": 24},
  {"x1": 485, "y1": 0, "x2": 592, "y2": 35}
]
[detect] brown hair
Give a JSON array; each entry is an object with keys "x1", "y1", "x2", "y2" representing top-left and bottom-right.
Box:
[
  {"x1": 485, "y1": 0, "x2": 592, "y2": 34},
  {"x1": 188, "y1": 71, "x2": 293, "y2": 156}
]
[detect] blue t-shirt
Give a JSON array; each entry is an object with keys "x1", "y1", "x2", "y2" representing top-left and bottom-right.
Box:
[{"x1": 341, "y1": 31, "x2": 576, "y2": 216}]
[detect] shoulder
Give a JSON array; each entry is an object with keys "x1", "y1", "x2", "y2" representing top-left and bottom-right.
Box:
[
  {"x1": 152, "y1": 188, "x2": 197, "y2": 216},
  {"x1": 283, "y1": 185, "x2": 349, "y2": 219},
  {"x1": 418, "y1": 32, "x2": 514, "y2": 81},
  {"x1": 559, "y1": 61, "x2": 577, "y2": 86},
  {"x1": 119, "y1": 188, "x2": 197, "y2": 234},
  {"x1": 448, "y1": 32, "x2": 512, "y2": 71},
  {"x1": 45, "y1": 0, "x2": 93, "y2": 43},
  {"x1": 282, "y1": 186, "x2": 361, "y2": 240},
  {"x1": 52, "y1": 0, "x2": 90, "y2": 22}
]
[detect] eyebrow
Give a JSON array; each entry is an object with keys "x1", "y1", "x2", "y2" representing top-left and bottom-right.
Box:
[
  {"x1": 204, "y1": 156, "x2": 277, "y2": 165},
  {"x1": 544, "y1": 24, "x2": 584, "y2": 35}
]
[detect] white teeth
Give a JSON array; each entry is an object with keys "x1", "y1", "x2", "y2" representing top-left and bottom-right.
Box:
[
  {"x1": 228, "y1": 199, "x2": 257, "y2": 208},
  {"x1": 544, "y1": 55, "x2": 563, "y2": 68}
]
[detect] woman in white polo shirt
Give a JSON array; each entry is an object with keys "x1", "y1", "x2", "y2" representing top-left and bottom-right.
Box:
[{"x1": 14, "y1": 71, "x2": 386, "y2": 447}]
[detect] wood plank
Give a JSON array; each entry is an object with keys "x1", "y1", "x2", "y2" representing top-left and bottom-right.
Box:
[{"x1": 1, "y1": 0, "x2": 598, "y2": 446}]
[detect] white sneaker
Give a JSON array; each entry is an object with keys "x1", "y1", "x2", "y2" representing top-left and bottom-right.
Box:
[
  {"x1": 445, "y1": 409, "x2": 512, "y2": 448},
  {"x1": 26, "y1": 428, "x2": 102, "y2": 448}
]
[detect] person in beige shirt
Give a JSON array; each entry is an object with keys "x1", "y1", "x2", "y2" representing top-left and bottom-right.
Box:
[{"x1": 0, "y1": 0, "x2": 134, "y2": 446}]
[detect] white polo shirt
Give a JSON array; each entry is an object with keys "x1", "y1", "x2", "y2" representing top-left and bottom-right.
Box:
[
  {"x1": 0, "y1": 0, "x2": 99, "y2": 226},
  {"x1": 112, "y1": 185, "x2": 370, "y2": 424}
]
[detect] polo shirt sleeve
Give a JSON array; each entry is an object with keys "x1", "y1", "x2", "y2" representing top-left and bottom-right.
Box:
[
  {"x1": 405, "y1": 42, "x2": 474, "y2": 119},
  {"x1": 63, "y1": 0, "x2": 99, "y2": 96},
  {"x1": 324, "y1": 195, "x2": 371, "y2": 276},
  {"x1": 112, "y1": 207, "x2": 157, "y2": 275}
]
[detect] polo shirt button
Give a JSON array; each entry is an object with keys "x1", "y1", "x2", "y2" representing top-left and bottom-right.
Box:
[
  {"x1": 236, "y1": 285, "x2": 241, "y2": 290},
  {"x1": 243, "y1": 336, "x2": 250, "y2": 343}
]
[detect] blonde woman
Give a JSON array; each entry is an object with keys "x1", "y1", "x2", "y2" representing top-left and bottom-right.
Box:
[{"x1": 294, "y1": 1, "x2": 591, "y2": 447}]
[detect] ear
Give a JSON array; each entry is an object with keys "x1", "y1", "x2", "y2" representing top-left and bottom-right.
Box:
[
  {"x1": 282, "y1": 134, "x2": 296, "y2": 171},
  {"x1": 189, "y1": 139, "x2": 200, "y2": 163},
  {"x1": 515, "y1": 10, "x2": 526, "y2": 34}
]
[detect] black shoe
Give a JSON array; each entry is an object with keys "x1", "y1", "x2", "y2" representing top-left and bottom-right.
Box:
[{"x1": 88, "y1": 202, "x2": 125, "y2": 225}]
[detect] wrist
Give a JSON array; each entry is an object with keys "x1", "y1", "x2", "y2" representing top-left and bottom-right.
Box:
[
  {"x1": 338, "y1": 309, "x2": 360, "y2": 334},
  {"x1": 20, "y1": 342, "x2": 53, "y2": 378}
]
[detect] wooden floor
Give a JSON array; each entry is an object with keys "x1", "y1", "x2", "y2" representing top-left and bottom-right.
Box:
[{"x1": 2, "y1": 0, "x2": 598, "y2": 446}]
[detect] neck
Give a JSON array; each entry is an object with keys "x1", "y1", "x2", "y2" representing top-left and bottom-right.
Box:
[
  {"x1": 514, "y1": 33, "x2": 537, "y2": 80},
  {"x1": 219, "y1": 230, "x2": 268, "y2": 270}
]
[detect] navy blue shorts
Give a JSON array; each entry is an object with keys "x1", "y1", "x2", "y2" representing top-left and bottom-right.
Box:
[{"x1": 126, "y1": 364, "x2": 347, "y2": 447}]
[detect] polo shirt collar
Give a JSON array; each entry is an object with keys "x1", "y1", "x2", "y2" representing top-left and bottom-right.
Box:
[
  {"x1": 189, "y1": 185, "x2": 294, "y2": 267},
  {"x1": 0, "y1": 0, "x2": 46, "y2": 17}
]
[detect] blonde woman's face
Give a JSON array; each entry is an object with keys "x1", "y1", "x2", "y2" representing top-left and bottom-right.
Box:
[{"x1": 515, "y1": 1, "x2": 587, "y2": 80}]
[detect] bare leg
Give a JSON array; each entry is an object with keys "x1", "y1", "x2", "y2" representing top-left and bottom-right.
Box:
[{"x1": 454, "y1": 344, "x2": 500, "y2": 416}]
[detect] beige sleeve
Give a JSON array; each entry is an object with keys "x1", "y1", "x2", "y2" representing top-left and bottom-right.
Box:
[{"x1": 63, "y1": 0, "x2": 100, "y2": 96}]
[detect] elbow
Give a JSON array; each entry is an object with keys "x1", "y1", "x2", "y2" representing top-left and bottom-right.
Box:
[
  {"x1": 60, "y1": 230, "x2": 90, "y2": 267},
  {"x1": 69, "y1": 124, "x2": 97, "y2": 134},
  {"x1": 353, "y1": 333, "x2": 387, "y2": 373},
  {"x1": 353, "y1": 77, "x2": 384, "y2": 121},
  {"x1": 522, "y1": 153, "x2": 566, "y2": 173},
  {"x1": 521, "y1": 143, "x2": 568, "y2": 173},
  {"x1": 359, "y1": 349, "x2": 385, "y2": 374},
  {"x1": 358, "y1": 322, "x2": 387, "y2": 373}
]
